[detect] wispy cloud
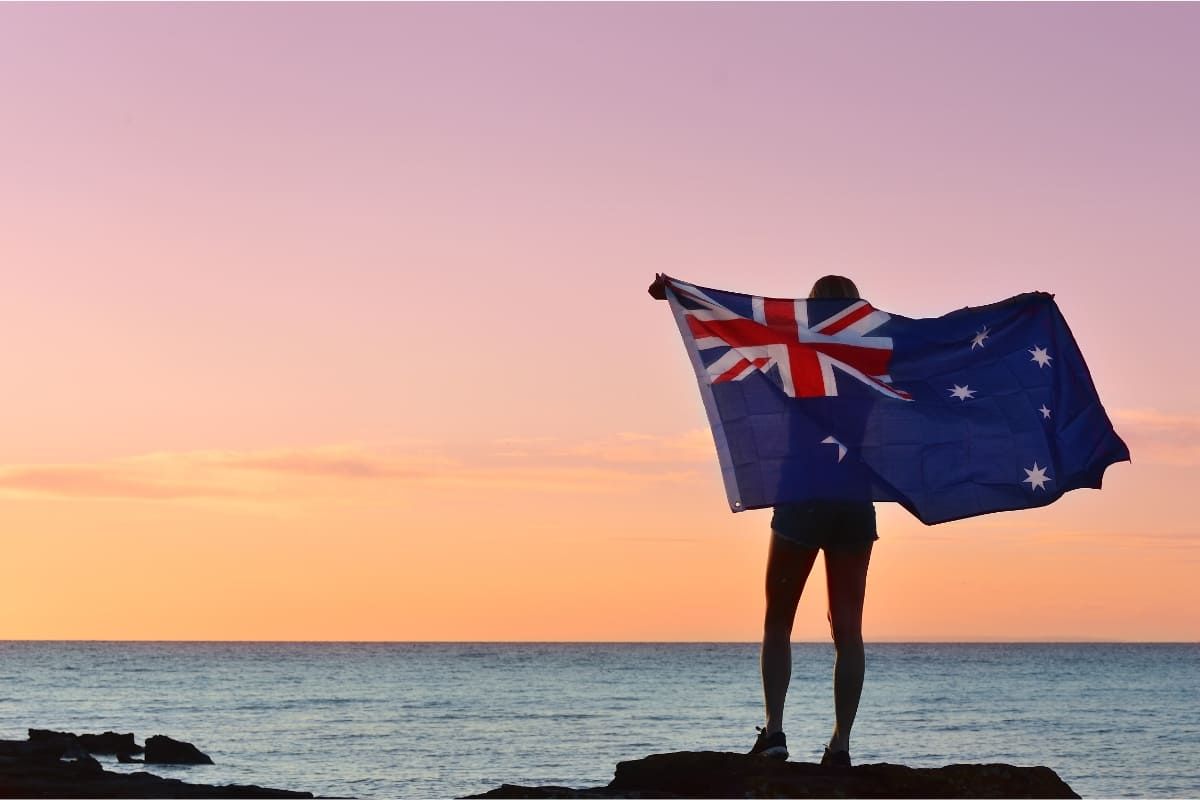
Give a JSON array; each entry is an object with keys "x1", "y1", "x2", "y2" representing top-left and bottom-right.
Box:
[
  {"x1": 564, "y1": 429, "x2": 713, "y2": 464},
  {"x1": 223, "y1": 449, "x2": 451, "y2": 479},
  {"x1": 490, "y1": 429, "x2": 713, "y2": 465},
  {"x1": 0, "y1": 466, "x2": 238, "y2": 500},
  {"x1": 1112, "y1": 408, "x2": 1200, "y2": 465},
  {"x1": 0, "y1": 432, "x2": 708, "y2": 502},
  {"x1": 606, "y1": 535, "x2": 705, "y2": 543}
]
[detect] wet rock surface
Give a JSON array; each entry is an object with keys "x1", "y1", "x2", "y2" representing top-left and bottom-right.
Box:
[{"x1": 465, "y1": 750, "x2": 1081, "y2": 799}]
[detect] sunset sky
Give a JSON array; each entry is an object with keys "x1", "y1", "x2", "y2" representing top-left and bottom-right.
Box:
[{"x1": 2, "y1": 3, "x2": 1197, "y2": 642}]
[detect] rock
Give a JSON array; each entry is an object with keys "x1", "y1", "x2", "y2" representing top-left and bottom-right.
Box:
[
  {"x1": 63, "y1": 754, "x2": 105, "y2": 774},
  {"x1": 28, "y1": 729, "x2": 90, "y2": 759},
  {"x1": 1, "y1": 728, "x2": 311, "y2": 798},
  {"x1": 0, "y1": 748, "x2": 312, "y2": 798},
  {"x1": 466, "y1": 786, "x2": 618, "y2": 799},
  {"x1": 81, "y1": 731, "x2": 144, "y2": 755},
  {"x1": 27, "y1": 734, "x2": 142, "y2": 758},
  {"x1": 0, "y1": 740, "x2": 38, "y2": 759},
  {"x1": 464, "y1": 751, "x2": 1081, "y2": 799},
  {"x1": 27, "y1": 728, "x2": 144, "y2": 756},
  {"x1": 144, "y1": 735, "x2": 214, "y2": 765},
  {"x1": 118, "y1": 752, "x2": 145, "y2": 763}
]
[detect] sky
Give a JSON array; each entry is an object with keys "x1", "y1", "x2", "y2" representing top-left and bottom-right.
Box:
[{"x1": 1, "y1": 3, "x2": 1197, "y2": 642}]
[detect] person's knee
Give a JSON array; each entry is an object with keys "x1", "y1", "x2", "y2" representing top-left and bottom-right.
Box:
[
  {"x1": 764, "y1": 585, "x2": 801, "y2": 634},
  {"x1": 763, "y1": 608, "x2": 794, "y2": 638},
  {"x1": 829, "y1": 625, "x2": 863, "y2": 649},
  {"x1": 764, "y1": 611, "x2": 793, "y2": 636},
  {"x1": 827, "y1": 610, "x2": 863, "y2": 648}
]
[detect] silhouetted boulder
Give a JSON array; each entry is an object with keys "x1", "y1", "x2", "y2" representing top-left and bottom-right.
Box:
[
  {"x1": 81, "y1": 731, "x2": 144, "y2": 755},
  {"x1": 0, "y1": 738, "x2": 62, "y2": 762},
  {"x1": 464, "y1": 751, "x2": 1081, "y2": 799},
  {"x1": 28, "y1": 728, "x2": 144, "y2": 757},
  {"x1": 117, "y1": 751, "x2": 145, "y2": 763},
  {"x1": 144, "y1": 735, "x2": 214, "y2": 765},
  {"x1": 0, "y1": 734, "x2": 311, "y2": 798},
  {"x1": 63, "y1": 753, "x2": 105, "y2": 774},
  {"x1": 28, "y1": 729, "x2": 90, "y2": 759}
]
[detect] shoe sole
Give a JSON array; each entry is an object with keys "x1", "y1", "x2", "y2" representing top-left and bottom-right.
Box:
[{"x1": 760, "y1": 746, "x2": 788, "y2": 759}]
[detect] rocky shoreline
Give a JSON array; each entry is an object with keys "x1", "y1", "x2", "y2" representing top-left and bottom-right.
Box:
[
  {"x1": 464, "y1": 750, "x2": 1081, "y2": 799},
  {"x1": 0, "y1": 728, "x2": 315, "y2": 799},
  {"x1": 2, "y1": 729, "x2": 1083, "y2": 798}
]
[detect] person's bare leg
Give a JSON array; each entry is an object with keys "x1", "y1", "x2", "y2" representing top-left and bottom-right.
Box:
[
  {"x1": 823, "y1": 544, "x2": 872, "y2": 755},
  {"x1": 761, "y1": 533, "x2": 820, "y2": 734}
]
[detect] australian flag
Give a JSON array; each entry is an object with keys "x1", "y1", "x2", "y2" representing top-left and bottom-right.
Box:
[{"x1": 664, "y1": 276, "x2": 1130, "y2": 525}]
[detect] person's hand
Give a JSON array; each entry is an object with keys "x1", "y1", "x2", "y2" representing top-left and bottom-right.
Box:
[{"x1": 648, "y1": 273, "x2": 668, "y2": 300}]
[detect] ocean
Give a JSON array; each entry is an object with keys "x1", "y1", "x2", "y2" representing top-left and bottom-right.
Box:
[{"x1": 1, "y1": 642, "x2": 1196, "y2": 798}]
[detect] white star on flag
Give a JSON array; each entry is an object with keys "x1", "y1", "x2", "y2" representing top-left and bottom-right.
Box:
[
  {"x1": 949, "y1": 384, "x2": 976, "y2": 401},
  {"x1": 1030, "y1": 345, "x2": 1052, "y2": 368},
  {"x1": 1039, "y1": 405, "x2": 1052, "y2": 419},
  {"x1": 1023, "y1": 462, "x2": 1052, "y2": 491},
  {"x1": 822, "y1": 435, "x2": 847, "y2": 463},
  {"x1": 971, "y1": 326, "x2": 990, "y2": 350}
]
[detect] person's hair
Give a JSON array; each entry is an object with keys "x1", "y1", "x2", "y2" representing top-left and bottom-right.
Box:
[{"x1": 808, "y1": 275, "x2": 860, "y2": 299}]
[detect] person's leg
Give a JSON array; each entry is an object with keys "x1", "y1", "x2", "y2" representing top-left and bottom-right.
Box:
[
  {"x1": 761, "y1": 532, "x2": 820, "y2": 734},
  {"x1": 823, "y1": 543, "x2": 872, "y2": 755}
]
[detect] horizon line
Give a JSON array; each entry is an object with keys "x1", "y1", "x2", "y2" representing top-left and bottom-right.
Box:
[{"x1": 3, "y1": 638, "x2": 1197, "y2": 645}]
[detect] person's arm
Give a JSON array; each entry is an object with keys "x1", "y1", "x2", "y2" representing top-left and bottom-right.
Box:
[{"x1": 648, "y1": 273, "x2": 668, "y2": 300}]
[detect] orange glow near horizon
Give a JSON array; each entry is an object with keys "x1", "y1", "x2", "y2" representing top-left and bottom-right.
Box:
[{"x1": 1, "y1": 426, "x2": 1194, "y2": 642}]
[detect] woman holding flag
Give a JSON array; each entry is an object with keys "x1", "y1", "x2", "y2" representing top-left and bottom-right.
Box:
[{"x1": 649, "y1": 273, "x2": 871, "y2": 769}]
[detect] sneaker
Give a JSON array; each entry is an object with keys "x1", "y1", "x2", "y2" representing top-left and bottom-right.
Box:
[
  {"x1": 748, "y1": 726, "x2": 788, "y2": 759},
  {"x1": 820, "y1": 746, "x2": 851, "y2": 769}
]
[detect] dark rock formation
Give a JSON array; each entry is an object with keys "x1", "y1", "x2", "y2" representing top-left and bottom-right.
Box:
[
  {"x1": 0, "y1": 754, "x2": 314, "y2": 798},
  {"x1": 0, "y1": 738, "x2": 65, "y2": 762},
  {"x1": 464, "y1": 751, "x2": 1081, "y2": 799},
  {"x1": 81, "y1": 732, "x2": 144, "y2": 755},
  {"x1": 27, "y1": 729, "x2": 91, "y2": 760},
  {"x1": 27, "y1": 728, "x2": 143, "y2": 757},
  {"x1": 0, "y1": 730, "x2": 312, "y2": 799},
  {"x1": 144, "y1": 735, "x2": 214, "y2": 765}
]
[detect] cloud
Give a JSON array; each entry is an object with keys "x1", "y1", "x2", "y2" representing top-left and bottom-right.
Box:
[
  {"x1": 0, "y1": 431, "x2": 708, "y2": 501},
  {"x1": 0, "y1": 466, "x2": 238, "y2": 500},
  {"x1": 222, "y1": 449, "x2": 449, "y2": 479},
  {"x1": 564, "y1": 429, "x2": 713, "y2": 464},
  {"x1": 1105, "y1": 533, "x2": 1200, "y2": 550},
  {"x1": 1111, "y1": 408, "x2": 1200, "y2": 465},
  {"x1": 426, "y1": 464, "x2": 697, "y2": 493},
  {"x1": 489, "y1": 429, "x2": 713, "y2": 465},
  {"x1": 606, "y1": 535, "x2": 705, "y2": 543}
]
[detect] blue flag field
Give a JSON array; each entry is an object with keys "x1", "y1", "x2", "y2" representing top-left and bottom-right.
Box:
[{"x1": 664, "y1": 277, "x2": 1130, "y2": 525}]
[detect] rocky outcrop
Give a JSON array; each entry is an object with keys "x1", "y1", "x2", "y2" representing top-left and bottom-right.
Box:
[
  {"x1": 465, "y1": 751, "x2": 1081, "y2": 799},
  {"x1": 81, "y1": 731, "x2": 144, "y2": 756},
  {"x1": 0, "y1": 729, "x2": 311, "y2": 799},
  {"x1": 0, "y1": 755, "x2": 314, "y2": 799},
  {"x1": 145, "y1": 735, "x2": 214, "y2": 765},
  {"x1": 27, "y1": 729, "x2": 142, "y2": 758}
]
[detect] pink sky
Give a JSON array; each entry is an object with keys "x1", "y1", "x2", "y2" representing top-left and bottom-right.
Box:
[{"x1": 1, "y1": 3, "x2": 1197, "y2": 641}]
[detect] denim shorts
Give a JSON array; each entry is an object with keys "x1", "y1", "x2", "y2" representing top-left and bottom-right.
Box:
[{"x1": 770, "y1": 501, "x2": 878, "y2": 552}]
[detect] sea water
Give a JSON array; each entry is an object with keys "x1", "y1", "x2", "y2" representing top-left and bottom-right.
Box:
[{"x1": 1, "y1": 642, "x2": 1196, "y2": 798}]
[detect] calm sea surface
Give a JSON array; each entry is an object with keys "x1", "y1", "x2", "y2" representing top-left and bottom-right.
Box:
[{"x1": 1, "y1": 642, "x2": 1196, "y2": 798}]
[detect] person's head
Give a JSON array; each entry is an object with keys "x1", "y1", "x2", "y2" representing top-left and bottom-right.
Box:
[{"x1": 808, "y1": 275, "x2": 860, "y2": 300}]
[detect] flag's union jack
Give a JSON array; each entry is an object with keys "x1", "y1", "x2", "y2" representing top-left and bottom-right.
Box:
[{"x1": 670, "y1": 279, "x2": 912, "y2": 401}]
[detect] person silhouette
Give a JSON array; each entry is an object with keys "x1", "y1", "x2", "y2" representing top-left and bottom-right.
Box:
[{"x1": 648, "y1": 273, "x2": 874, "y2": 769}]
